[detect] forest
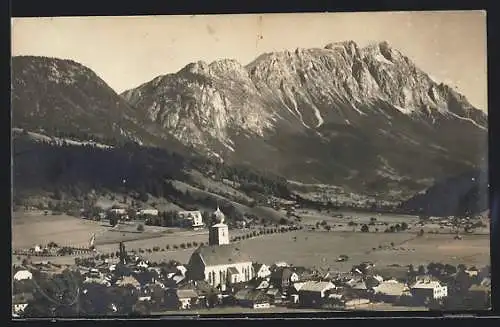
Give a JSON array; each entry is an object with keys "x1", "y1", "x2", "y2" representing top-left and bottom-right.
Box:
[{"x1": 12, "y1": 136, "x2": 293, "y2": 210}]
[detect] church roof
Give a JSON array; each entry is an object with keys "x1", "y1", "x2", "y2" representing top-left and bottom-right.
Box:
[{"x1": 192, "y1": 244, "x2": 253, "y2": 266}]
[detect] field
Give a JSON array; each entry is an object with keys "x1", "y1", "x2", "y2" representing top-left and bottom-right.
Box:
[
  {"x1": 12, "y1": 212, "x2": 109, "y2": 249},
  {"x1": 141, "y1": 230, "x2": 489, "y2": 269},
  {"x1": 12, "y1": 211, "x2": 490, "y2": 270}
]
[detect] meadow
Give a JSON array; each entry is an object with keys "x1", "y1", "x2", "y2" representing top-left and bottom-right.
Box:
[{"x1": 12, "y1": 211, "x2": 490, "y2": 270}]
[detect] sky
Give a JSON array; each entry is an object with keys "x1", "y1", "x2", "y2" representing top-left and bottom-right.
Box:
[{"x1": 11, "y1": 11, "x2": 488, "y2": 111}]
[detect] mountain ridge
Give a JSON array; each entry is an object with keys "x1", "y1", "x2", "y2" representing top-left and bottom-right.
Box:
[
  {"x1": 11, "y1": 41, "x2": 488, "y2": 202},
  {"x1": 121, "y1": 40, "x2": 487, "y2": 199}
]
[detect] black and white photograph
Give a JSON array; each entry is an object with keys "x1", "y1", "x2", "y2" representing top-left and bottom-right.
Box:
[{"x1": 11, "y1": 11, "x2": 490, "y2": 317}]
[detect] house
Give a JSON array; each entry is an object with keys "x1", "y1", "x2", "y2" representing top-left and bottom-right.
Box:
[
  {"x1": 116, "y1": 275, "x2": 141, "y2": 290},
  {"x1": 270, "y1": 267, "x2": 299, "y2": 292},
  {"x1": 293, "y1": 266, "x2": 316, "y2": 281},
  {"x1": 187, "y1": 208, "x2": 253, "y2": 291},
  {"x1": 410, "y1": 280, "x2": 448, "y2": 303},
  {"x1": 177, "y1": 289, "x2": 200, "y2": 310},
  {"x1": 178, "y1": 210, "x2": 204, "y2": 229},
  {"x1": 234, "y1": 289, "x2": 271, "y2": 309},
  {"x1": 110, "y1": 205, "x2": 127, "y2": 216},
  {"x1": 348, "y1": 280, "x2": 370, "y2": 298},
  {"x1": 465, "y1": 267, "x2": 480, "y2": 277},
  {"x1": 138, "y1": 209, "x2": 159, "y2": 216},
  {"x1": 12, "y1": 293, "x2": 34, "y2": 315},
  {"x1": 253, "y1": 263, "x2": 271, "y2": 279},
  {"x1": 13, "y1": 270, "x2": 33, "y2": 281},
  {"x1": 165, "y1": 288, "x2": 199, "y2": 310},
  {"x1": 371, "y1": 280, "x2": 409, "y2": 303},
  {"x1": 297, "y1": 281, "x2": 336, "y2": 307}
]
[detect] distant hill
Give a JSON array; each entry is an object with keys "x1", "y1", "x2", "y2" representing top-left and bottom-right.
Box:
[
  {"x1": 11, "y1": 55, "x2": 195, "y2": 157},
  {"x1": 400, "y1": 169, "x2": 488, "y2": 217}
]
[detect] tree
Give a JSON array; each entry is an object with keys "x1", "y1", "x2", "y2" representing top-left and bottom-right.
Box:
[
  {"x1": 418, "y1": 265, "x2": 426, "y2": 275},
  {"x1": 401, "y1": 222, "x2": 409, "y2": 231},
  {"x1": 361, "y1": 224, "x2": 369, "y2": 233},
  {"x1": 444, "y1": 264, "x2": 457, "y2": 275}
]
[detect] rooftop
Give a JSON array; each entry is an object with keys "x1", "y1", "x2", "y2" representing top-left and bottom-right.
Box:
[
  {"x1": 372, "y1": 280, "x2": 407, "y2": 296},
  {"x1": 298, "y1": 281, "x2": 335, "y2": 293},
  {"x1": 191, "y1": 244, "x2": 253, "y2": 266},
  {"x1": 177, "y1": 289, "x2": 198, "y2": 299},
  {"x1": 411, "y1": 281, "x2": 444, "y2": 289}
]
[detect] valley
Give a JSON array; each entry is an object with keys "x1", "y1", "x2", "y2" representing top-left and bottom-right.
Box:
[{"x1": 10, "y1": 30, "x2": 490, "y2": 316}]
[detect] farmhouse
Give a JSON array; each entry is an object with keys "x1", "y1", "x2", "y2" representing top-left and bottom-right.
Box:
[
  {"x1": 187, "y1": 207, "x2": 253, "y2": 291},
  {"x1": 297, "y1": 281, "x2": 336, "y2": 307},
  {"x1": 178, "y1": 210, "x2": 204, "y2": 229}
]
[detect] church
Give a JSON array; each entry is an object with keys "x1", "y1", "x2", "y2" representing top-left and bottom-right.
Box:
[{"x1": 187, "y1": 207, "x2": 254, "y2": 291}]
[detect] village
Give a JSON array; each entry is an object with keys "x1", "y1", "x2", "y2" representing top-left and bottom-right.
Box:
[{"x1": 12, "y1": 202, "x2": 492, "y2": 317}]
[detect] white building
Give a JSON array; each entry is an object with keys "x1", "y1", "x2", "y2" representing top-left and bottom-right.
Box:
[
  {"x1": 13, "y1": 270, "x2": 33, "y2": 281},
  {"x1": 110, "y1": 208, "x2": 127, "y2": 215},
  {"x1": 187, "y1": 207, "x2": 253, "y2": 291},
  {"x1": 410, "y1": 280, "x2": 448, "y2": 300},
  {"x1": 178, "y1": 210, "x2": 204, "y2": 229}
]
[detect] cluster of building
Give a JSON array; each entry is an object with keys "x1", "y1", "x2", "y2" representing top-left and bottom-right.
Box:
[{"x1": 12, "y1": 207, "x2": 492, "y2": 316}]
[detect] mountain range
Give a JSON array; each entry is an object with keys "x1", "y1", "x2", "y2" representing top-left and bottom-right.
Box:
[{"x1": 11, "y1": 40, "x2": 489, "y2": 212}]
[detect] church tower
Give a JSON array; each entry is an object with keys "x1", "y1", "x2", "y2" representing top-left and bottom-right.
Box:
[{"x1": 208, "y1": 206, "x2": 229, "y2": 246}]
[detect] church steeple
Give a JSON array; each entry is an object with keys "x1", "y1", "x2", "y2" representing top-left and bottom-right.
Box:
[{"x1": 209, "y1": 206, "x2": 229, "y2": 246}]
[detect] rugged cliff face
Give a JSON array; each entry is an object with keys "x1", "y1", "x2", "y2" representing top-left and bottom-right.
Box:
[{"x1": 122, "y1": 41, "x2": 487, "y2": 199}]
